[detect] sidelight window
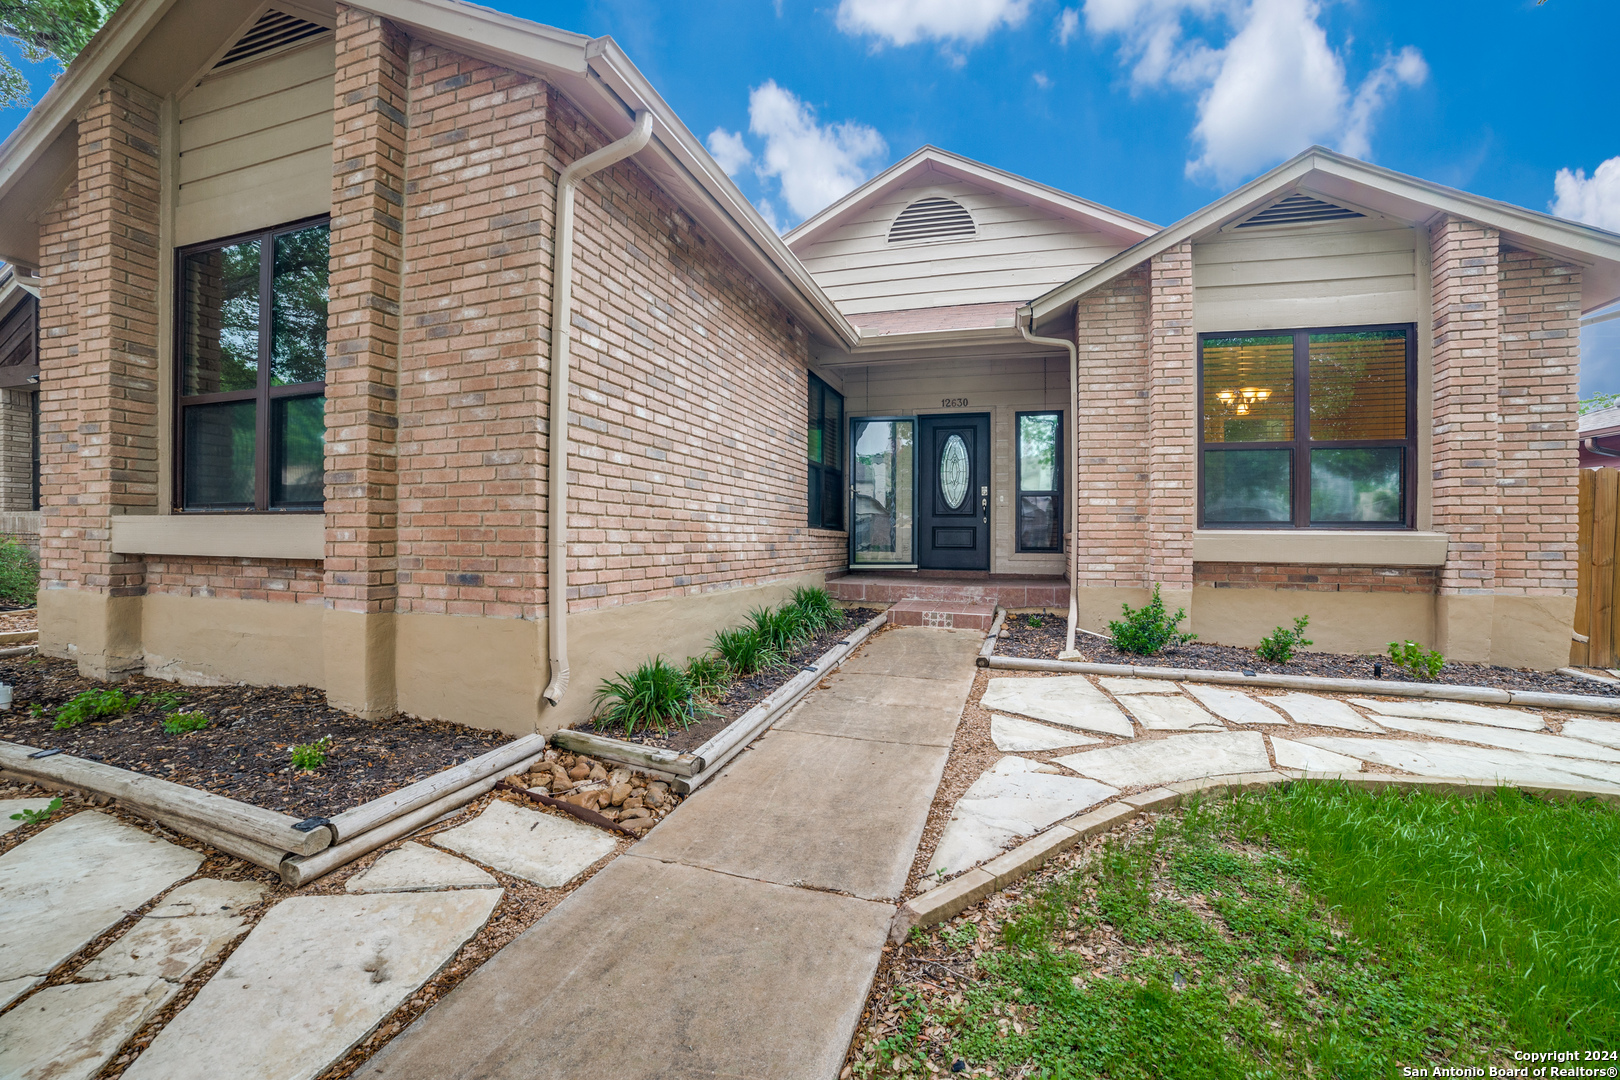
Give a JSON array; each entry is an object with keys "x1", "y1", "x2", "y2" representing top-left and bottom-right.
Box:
[
  {"x1": 176, "y1": 219, "x2": 328, "y2": 511},
  {"x1": 1199, "y1": 325, "x2": 1415, "y2": 529},
  {"x1": 1016, "y1": 411, "x2": 1062, "y2": 552}
]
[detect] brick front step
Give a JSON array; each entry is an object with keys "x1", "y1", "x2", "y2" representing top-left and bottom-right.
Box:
[
  {"x1": 827, "y1": 573, "x2": 1069, "y2": 610},
  {"x1": 885, "y1": 599, "x2": 997, "y2": 631}
]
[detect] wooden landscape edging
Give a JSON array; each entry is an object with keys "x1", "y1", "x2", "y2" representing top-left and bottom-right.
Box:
[
  {"x1": 982, "y1": 655, "x2": 1620, "y2": 716},
  {"x1": 890, "y1": 771, "x2": 1620, "y2": 944},
  {"x1": 552, "y1": 611, "x2": 890, "y2": 795}
]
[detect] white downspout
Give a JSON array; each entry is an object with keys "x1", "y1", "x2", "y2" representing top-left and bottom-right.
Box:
[
  {"x1": 543, "y1": 110, "x2": 653, "y2": 708},
  {"x1": 1019, "y1": 307, "x2": 1082, "y2": 659}
]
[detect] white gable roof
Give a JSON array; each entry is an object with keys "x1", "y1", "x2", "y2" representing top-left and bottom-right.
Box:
[
  {"x1": 1026, "y1": 146, "x2": 1620, "y2": 330},
  {"x1": 786, "y1": 147, "x2": 1158, "y2": 321}
]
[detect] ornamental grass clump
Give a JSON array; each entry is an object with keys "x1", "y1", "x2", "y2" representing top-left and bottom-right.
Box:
[
  {"x1": 712, "y1": 626, "x2": 777, "y2": 677},
  {"x1": 1255, "y1": 615, "x2": 1312, "y2": 664},
  {"x1": 789, "y1": 586, "x2": 839, "y2": 632},
  {"x1": 683, "y1": 654, "x2": 730, "y2": 698},
  {"x1": 1107, "y1": 584, "x2": 1195, "y2": 656},
  {"x1": 593, "y1": 657, "x2": 710, "y2": 738},
  {"x1": 748, "y1": 604, "x2": 810, "y2": 654}
]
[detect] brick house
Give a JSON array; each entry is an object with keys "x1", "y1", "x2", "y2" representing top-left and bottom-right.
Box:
[{"x1": 0, "y1": 0, "x2": 1616, "y2": 734}]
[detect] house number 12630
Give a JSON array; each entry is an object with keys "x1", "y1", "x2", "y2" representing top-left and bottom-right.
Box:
[{"x1": 941, "y1": 397, "x2": 969, "y2": 408}]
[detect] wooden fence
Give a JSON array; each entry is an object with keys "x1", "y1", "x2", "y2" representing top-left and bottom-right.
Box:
[{"x1": 1572, "y1": 467, "x2": 1620, "y2": 667}]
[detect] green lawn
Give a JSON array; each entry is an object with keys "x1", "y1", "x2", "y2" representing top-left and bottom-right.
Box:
[{"x1": 856, "y1": 783, "x2": 1620, "y2": 1079}]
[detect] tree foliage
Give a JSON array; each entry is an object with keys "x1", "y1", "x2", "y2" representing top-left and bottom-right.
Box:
[{"x1": 0, "y1": 1, "x2": 124, "y2": 109}]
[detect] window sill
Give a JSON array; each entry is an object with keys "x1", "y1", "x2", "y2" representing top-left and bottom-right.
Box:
[
  {"x1": 111, "y1": 514, "x2": 325, "y2": 562},
  {"x1": 1192, "y1": 529, "x2": 1448, "y2": 567}
]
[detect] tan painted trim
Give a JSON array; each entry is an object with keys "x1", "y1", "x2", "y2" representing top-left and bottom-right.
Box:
[
  {"x1": 1191, "y1": 529, "x2": 1449, "y2": 566},
  {"x1": 110, "y1": 513, "x2": 325, "y2": 560}
]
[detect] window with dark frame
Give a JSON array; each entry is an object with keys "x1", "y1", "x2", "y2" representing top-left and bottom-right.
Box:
[
  {"x1": 1016, "y1": 411, "x2": 1063, "y2": 552},
  {"x1": 807, "y1": 373, "x2": 844, "y2": 531},
  {"x1": 176, "y1": 218, "x2": 328, "y2": 512},
  {"x1": 1199, "y1": 324, "x2": 1416, "y2": 529}
]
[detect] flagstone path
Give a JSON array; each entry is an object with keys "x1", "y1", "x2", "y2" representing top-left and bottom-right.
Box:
[{"x1": 351, "y1": 626, "x2": 984, "y2": 1080}]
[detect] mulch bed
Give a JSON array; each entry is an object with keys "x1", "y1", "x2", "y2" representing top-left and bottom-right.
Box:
[
  {"x1": 0, "y1": 655, "x2": 513, "y2": 818},
  {"x1": 996, "y1": 612, "x2": 1620, "y2": 698},
  {"x1": 580, "y1": 607, "x2": 884, "y2": 753}
]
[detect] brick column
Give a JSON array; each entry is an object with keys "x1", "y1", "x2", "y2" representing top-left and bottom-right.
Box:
[
  {"x1": 1146, "y1": 241, "x2": 1196, "y2": 605},
  {"x1": 1072, "y1": 263, "x2": 1152, "y2": 624},
  {"x1": 323, "y1": 6, "x2": 409, "y2": 716},
  {"x1": 1430, "y1": 216, "x2": 1500, "y2": 661},
  {"x1": 37, "y1": 77, "x2": 161, "y2": 679},
  {"x1": 1494, "y1": 248, "x2": 1581, "y2": 666}
]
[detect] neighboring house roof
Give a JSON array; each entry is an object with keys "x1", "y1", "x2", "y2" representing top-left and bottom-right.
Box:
[
  {"x1": 1025, "y1": 146, "x2": 1620, "y2": 332},
  {"x1": 1580, "y1": 407, "x2": 1620, "y2": 441},
  {"x1": 0, "y1": 0, "x2": 861, "y2": 349},
  {"x1": 0, "y1": 265, "x2": 40, "y2": 323}
]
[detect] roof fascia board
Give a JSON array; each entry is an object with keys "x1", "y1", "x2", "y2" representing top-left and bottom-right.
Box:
[
  {"x1": 785, "y1": 145, "x2": 1159, "y2": 250},
  {"x1": 1030, "y1": 147, "x2": 1620, "y2": 324},
  {"x1": 351, "y1": 0, "x2": 591, "y2": 73},
  {"x1": 0, "y1": 0, "x2": 184, "y2": 206}
]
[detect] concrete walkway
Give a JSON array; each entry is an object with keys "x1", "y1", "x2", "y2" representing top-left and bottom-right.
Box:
[{"x1": 356, "y1": 626, "x2": 981, "y2": 1080}]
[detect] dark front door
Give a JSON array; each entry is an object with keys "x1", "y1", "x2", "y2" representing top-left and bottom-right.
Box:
[{"x1": 918, "y1": 413, "x2": 990, "y2": 570}]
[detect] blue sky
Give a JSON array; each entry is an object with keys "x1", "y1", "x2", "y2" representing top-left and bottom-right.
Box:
[{"x1": 2, "y1": 0, "x2": 1617, "y2": 386}]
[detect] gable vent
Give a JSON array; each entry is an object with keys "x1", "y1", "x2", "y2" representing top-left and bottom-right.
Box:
[
  {"x1": 214, "y1": 9, "x2": 331, "y2": 70},
  {"x1": 888, "y1": 197, "x2": 976, "y2": 244},
  {"x1": 1235, "y1": 193, "x2": 1365, "y2": 229}
]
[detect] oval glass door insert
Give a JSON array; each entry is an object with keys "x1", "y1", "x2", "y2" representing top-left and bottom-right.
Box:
[{"x1": 940, "y1": 434, "x2": 970, "y2": 509}]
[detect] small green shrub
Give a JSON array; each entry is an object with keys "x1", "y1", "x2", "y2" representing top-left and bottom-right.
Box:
[
  {"x1": 290, "y1": 735, "x2": 333, "y2": 771},
  {"x1": 52, "y1": 688, "x2": 139, "y2": 730},
  {"x1": 10, "y1": 796, "x2": 60, "y2": 826},
  {"x1": 1388, "y1": 639, "x2": 1444, "y2": 680},
  {"x1": 789, "y1": 586, "x2": 839, "y2": 632},
  {"x1": 1256, "y1": 615, "x2": 1312, "y2": 664},
  {"x1": 683, "y1": 654, "x2": 730, "y2": 698},
  {"x1": 163, "y1": 711, "x2": 211, "y2": 734},
  {"x1": 146, "y1": 691, "x2": 187, "y2": 714},
  {"x1": 0, "y1": 536, "x2": 38, "y2": 608},
  {"x1": 1027, "y1": 613, "x2": 1044, "y2": 628},
  {"x1": 593, "y1": 657, "x2": 709, "y2": 737},
  {"x1": 1107, "y1": 584, "x2": 1196, "y2": 656},
  {"x1": 748, "y1": 604, "x2": 809, "y2": 654},
  {"x1": 713, "y1": 626, "x2": 778, "y2": 676}
]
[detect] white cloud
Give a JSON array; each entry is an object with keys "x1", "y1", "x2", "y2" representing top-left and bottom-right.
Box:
[
  {"x1": 836, "y1": 0, "x2": 1032, "y2": 47},
  {"x1": 1082, "y1": 0, "x2": 1426, "y2": 185},
  {"x1": 1033, "y1": 70, "x2": 1053, "y2": 89},
  {"x1": 1552, "y1": 157, "x2": 1620, "y2": 233},
  {"x1": 705, "y1": 128, "x2": 752, "y2": 177},
  {"x1": 747, "y1": 80, "x2": 888, "y2": 227},
  {"x1": 1056, "y1": 7, "x2": 1080, "y2": 44}
]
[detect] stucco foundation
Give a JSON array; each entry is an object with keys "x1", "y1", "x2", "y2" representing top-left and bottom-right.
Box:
[{"x1": 1190, "y1": 586, "x2": 1433, "y2": 657}]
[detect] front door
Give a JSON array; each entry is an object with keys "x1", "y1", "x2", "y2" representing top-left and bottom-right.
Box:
[{"x1": 918, "y1": 413, "x2": 990, "y2": 570}]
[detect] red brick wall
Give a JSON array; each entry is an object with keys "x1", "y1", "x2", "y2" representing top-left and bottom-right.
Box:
[
  {"x1": 1072, "y1": 263, "x2": 1149, "y2": 587},
  {"x1": 394, "y1": 42, "x2": 843, "y2": 619},
  {"x1": 1147, "y1": 240, "x2": 1196, "y2": 589},
  {"x1": 1430, "y1": 216, "x2": 1500, "y2": 595},
  {"x1": 145, "y1": 557, "x2": 325, "y2": 603},
  {"x1": 1497, "y1": 249, "x2": 1580, "y2": 597},
  {"x1": 37, "y1": 78, "x2": 162, "y2": 598},
  {"x1": 1194, "y1": 562, "x2": 1437, "y2": 594}
]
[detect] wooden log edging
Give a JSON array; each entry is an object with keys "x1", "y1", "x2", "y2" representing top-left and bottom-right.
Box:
[
  {"x1": 552, "y1": 611, "x2": 890, "y2": 794},
  {"x1": 982, "y1": 655, "x2": 1620, "y2": 716},
  {"x1": 977, "y1": 608, "x2": 1006, "y2": 666},
  {"x1": 889, "y1": 771, "x2": 1620, "y2": 944},
  {"x1": 328, "y1": 733, "x2": 549, "y2": 841}
]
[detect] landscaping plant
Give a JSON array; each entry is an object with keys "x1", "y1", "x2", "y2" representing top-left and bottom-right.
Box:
[
  {"x1": 1106, "y1": 584, "x2": 1195, "y2": 656},
  {"x1": 683, "y1": 654, "x2": 730, "y2": 698},
  {"x1": 1388, "y1": 638, "x2": 1444, "y2": 680},
  {"x1": 789, "y1": 586, "x2": 839, "y2": 632},
  {"x1": 0, "y1": 536, "x2": 38, "y2": 608},
  {"x1": 748, "y1": 604, "x2": 809, "y2": 654},
  {"x1": 593, "y1": 657, "x2": 710, "y2": 738},
  {"x1": 712, "y1": 626, "x2": 778, "y2": 676},
  {"x1": 1255, "y1": 615, "x2": 1312, "y2": 663},
  {"x1": 9, "y1": 796, "x2": 60, "y2": 826},
  {"x1": 289, "y1": 735, "x2": 333, "y2": 771},
  {"x1": 162, "y1": 711, "x2": 211, "y2": 734},
  {"x1": 52, "y1": 688, "x2": 139, "y2": 730}
]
